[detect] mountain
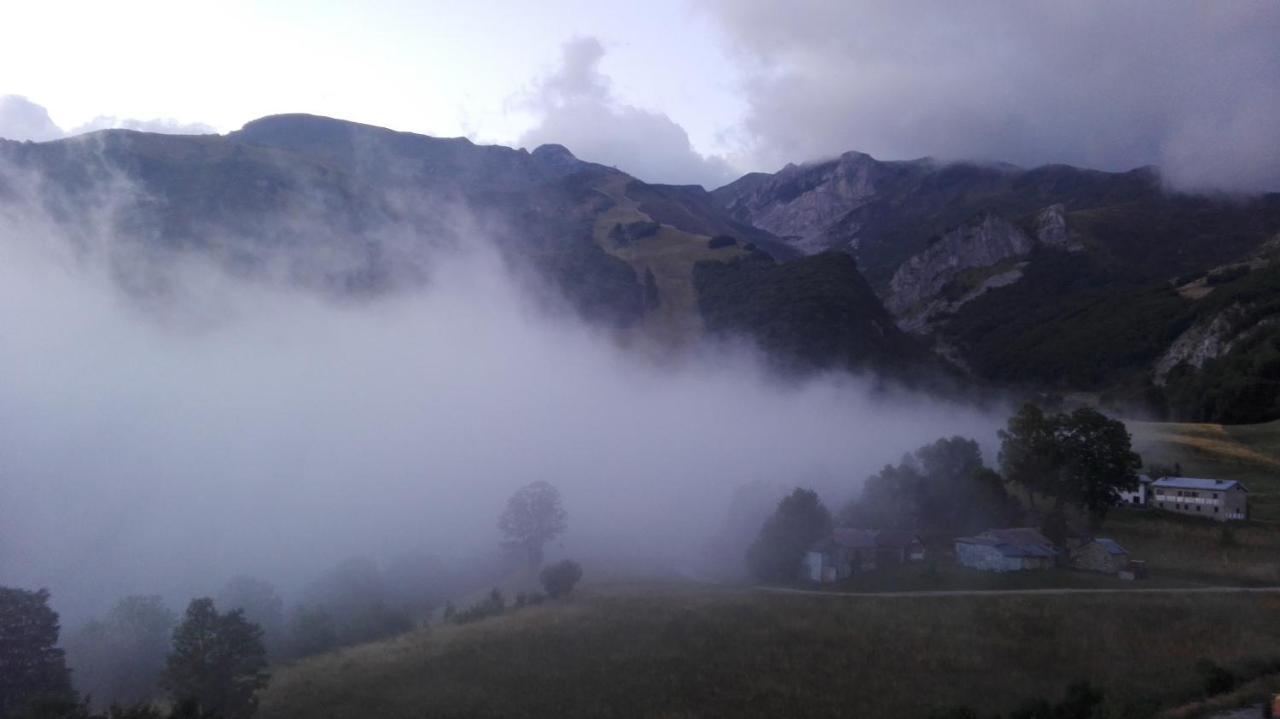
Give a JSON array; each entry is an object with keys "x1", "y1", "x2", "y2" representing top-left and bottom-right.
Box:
[
  {"x1": 713, "y1": 151, "x2": 1280, "y2": 419},
  {"x1": 0, "y1": 115, "x2": 921, "y2": 378},
  {"x1": 5, "y1": 116, "x2": 1278, "y2": 417}
]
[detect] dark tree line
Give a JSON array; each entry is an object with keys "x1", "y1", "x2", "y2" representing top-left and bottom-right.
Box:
[
  {"x1": 745, "y1": 404, "x2": 1142, "y2": 582},
  {"x1": 1, "y1": 588, "x2": 267, "y2": 719}
]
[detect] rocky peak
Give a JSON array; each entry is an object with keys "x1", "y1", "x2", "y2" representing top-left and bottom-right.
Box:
[
  {"x1": 531, "y1": 143, "x2": 579, "y2": 172},
  {"x1": 720, "y1": 151, "x2": 884, "y2": 253}
]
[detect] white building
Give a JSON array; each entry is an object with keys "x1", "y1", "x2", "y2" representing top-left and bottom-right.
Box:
[{"x1": 1117, "y1": 474, "x2": 1154, "y2": 506}]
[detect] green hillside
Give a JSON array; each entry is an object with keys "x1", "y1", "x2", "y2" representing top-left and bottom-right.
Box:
[{"x1": 257, "y1": 583, "x2": 1280, "y2": 719}]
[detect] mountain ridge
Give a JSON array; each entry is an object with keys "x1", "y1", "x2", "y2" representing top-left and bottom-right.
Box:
[{"x1": 3, "y1": 114, "x2": 1278, "y2": 419}]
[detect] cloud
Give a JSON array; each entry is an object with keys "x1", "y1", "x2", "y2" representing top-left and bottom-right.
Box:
[
  {"x1": 71, "y1": 116, "x2": 216, "y2": 136},
  {"x1": 0, "y1": 154, "x2": 997, "y2": 621},
  {"x1": 0, "y1": 95, "x2": 214, "y2": 142},
  {"x1": 518, "y1": 37, "x2": 735, "y2": 188},
  {"x1": 699, "y1": 1, "x2": 1280, "y2": 192},
  {"x1": 0, "y1": 95, "x2": 64, "y2": 142}
]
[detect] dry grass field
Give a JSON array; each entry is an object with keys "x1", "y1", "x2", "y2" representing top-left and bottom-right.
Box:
[{"x1": 257, "y1": 583, "x2": 1280, "y2": 719}]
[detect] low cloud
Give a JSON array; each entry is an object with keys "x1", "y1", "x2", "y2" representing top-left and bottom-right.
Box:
[
  {"x1": 0, "y1": 95, "x2": 64, "y2": 142},
  {"x1": 0, "y1": 156, "x2": 997, "y2": 621},
  {"x1": 0, "y1": 95, "x2": 214, "y2": 142},
  {"x1": 518, "y1": 37, "x2": 735, "y2": 188},
  {"x1": 700, "y1": 1, "x2": 1280, "y2": 193}
]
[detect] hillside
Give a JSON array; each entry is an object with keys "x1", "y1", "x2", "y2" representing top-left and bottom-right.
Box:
[
  {"x1": 0, "y1": 116, "x2": 924, "y2": 375},
  {"x1": 258, "y1": 583, "x2": 1280, "y2": 719},
  {"x1": 4, "y1": 117, "x2": 1280, "y2": 416},
  {"x1": 714, "y1": 152, "x2": 1280, "y2": 419}
]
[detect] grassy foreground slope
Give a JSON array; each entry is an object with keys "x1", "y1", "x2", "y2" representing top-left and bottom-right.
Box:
[
  {"x1": 259, "y1": 584, "x2": 1280, "y2": 719},
  {"x1": 1128, "y1": 419, "x2": 1280, "y2": 520}
]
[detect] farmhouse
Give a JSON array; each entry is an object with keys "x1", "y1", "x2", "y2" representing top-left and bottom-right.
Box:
[
  {"x1": 1151, "y1": 477, "x2": 1247, "y2": 521},
  {"x1": 803, "y1": 528, "x2": 926, "y2": 583},
  {"x1": 1071, "y1": 538, "x2": 1130, "y2": 574},
  {"x1": 1117, "y1": 474, "x2": 1154, "y2": 506},
  {"x1": 954, "y1": 528, "x2": 1056, "y2": 572}
]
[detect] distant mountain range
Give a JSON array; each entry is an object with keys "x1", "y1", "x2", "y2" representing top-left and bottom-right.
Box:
[{"x1": 2, "y1": 114, "x2": 1278, "y2": 420}]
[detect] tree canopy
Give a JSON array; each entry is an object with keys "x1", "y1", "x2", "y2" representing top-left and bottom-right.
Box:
[
  {"x1": 999, "y1": 403, "x2": 1141, "y2": 525},
  {"x1": 0, "y1": 587, "x2": 74, "y2": 718},
  {"x1": 64, "y1": 595, "x2": 176, "y2": 710},
  {"x1": 499, "y1": 481, "x2": 567, "y2": 569},
  {"x1": 161, "y1": 598, "x2": 269, "y2": 719},
  {"x1": 746, "y1": 488, "x2": 832, "y2": 582},
  {"x1": 843, "y1": 436, "x2": 1018, "y2": 536}
]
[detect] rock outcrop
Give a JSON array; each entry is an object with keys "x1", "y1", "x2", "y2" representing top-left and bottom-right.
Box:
[
  {"x1": 1033, "y1": 204, "x2": 1082, "y2": 251},
  {"x1": 885, "y1": 212, "x2": 1034, "y2": 327},
  {"x1": 1154, "y1": 302, "x2": 1280, "y2": 384},
  {"x1": 713, "y1": 151, "x2": 884, "y2": 254}
]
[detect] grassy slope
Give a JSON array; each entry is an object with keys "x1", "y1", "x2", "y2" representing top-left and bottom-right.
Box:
[
  {"x1": 588, "y1": 174, "x2": 743, "y2": 345},
  {"x1": 258, "y1": 583, "x2": 1280, "y2": 719},
  {"x1": 1128, "y1": 419, "x2": 1280, "y2": 520}
]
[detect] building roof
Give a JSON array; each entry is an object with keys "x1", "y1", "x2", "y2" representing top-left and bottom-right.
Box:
[
  {"x1": 1092, "y1": 538, "x2": 1128, "y2": 556},
  {"x1": 1152, "y1": 476, "x2": 1245, "y2": 492},
  {"x1": 956, "y1": 527, "x2": 1057, "y2": 559}
]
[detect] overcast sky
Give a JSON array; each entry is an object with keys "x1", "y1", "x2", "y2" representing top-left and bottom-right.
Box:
[{"x1": 1, "y1": 0, "x2": 1277, "y2": 191}]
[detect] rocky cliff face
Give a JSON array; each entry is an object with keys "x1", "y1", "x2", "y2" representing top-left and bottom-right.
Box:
[
  {"x1": 713, "y1": 152, "x2": 888, "y2": 254},
  {"x1": 882, "y1": 204, "x2": 1086, "y2": 332},
  {"x1": 885, "y1": 213, "x2": 1034, "y2": 320},
  {"x1": 1154, "y1": 301, "x2": 1280, "y2": 384}
]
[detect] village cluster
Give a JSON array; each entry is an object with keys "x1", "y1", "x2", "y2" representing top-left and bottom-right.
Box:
[{"x1": 803, "y1": 475, "x2": 1248, "y2": 584}]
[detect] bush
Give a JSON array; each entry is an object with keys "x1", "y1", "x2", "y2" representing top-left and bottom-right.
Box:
[
  {"x1": 451, "y1": 589, "x2": 506, "y2": 625},
  {"x1": 708, "y1": 235, "x2": 737, "y2": 249},
  {"x1": 540, "y1": 560, "x2": 584, "y2": 599}
]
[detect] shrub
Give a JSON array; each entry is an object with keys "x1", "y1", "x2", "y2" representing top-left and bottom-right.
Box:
[
  {"x1": 451, "y1": 589, "x2": 506, "y2": 625},
  {"x1": 708, "y1": 235, "x2": 737, "y2": 249},
  {"x1": 540, "y1": 560, "x2": 584, "y2": 598}
]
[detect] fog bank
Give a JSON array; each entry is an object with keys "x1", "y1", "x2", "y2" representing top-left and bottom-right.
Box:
[{"x1": 0, "y1": 195, "x2": 999, "y2": 621}]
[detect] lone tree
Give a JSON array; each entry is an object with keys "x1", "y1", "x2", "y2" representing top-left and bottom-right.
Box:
[
  {"x1": 999, "y1": 403, "x2": 1141, "y2": 527},
  {"x1": 161, "y1": 598, "x2": 269, "y2": 719},
  {"x1": 0, "y1": 587, "x2": 74, "y2": 717},
  {"x1": 499, "y1": 481, "x2": 566, "y2": 569},
  {"x1": 540, "y1": 560, "x2": 583, "y2": 598},
  {"x1": 746, "y1": 488, "x2": 832, "y2": 583}
]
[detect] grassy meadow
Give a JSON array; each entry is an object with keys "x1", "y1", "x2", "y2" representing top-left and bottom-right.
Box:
[
  {"x1": 257, "y1": 583, "x2": 1280, "y2": 719},
  {"x1": 1102, "y1": 508, "x2": 1280, "y2": 585},
  {"x1": 1128, "y1": 419, "x2": 1280, "y2": 521}
]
